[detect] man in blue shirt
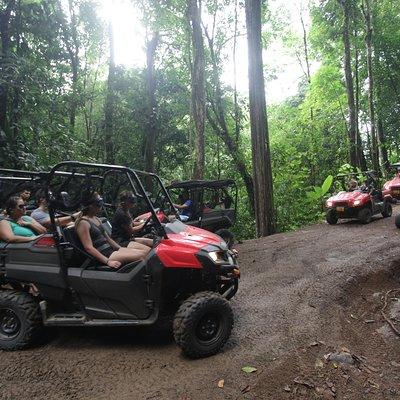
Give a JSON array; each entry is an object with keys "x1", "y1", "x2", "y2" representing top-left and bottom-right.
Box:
[{"x1": 173, "y1": 191, "x2": 194, "y2": 222}]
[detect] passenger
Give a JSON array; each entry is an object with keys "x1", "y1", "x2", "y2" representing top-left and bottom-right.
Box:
[
  {"x1": 19, "y1": 188, "x2": 31, "y2": 202},
  {"x1": 111, "y1": 191, "x2": 153, "y2": 248},
  {"x1": 347, "y1": 179, "x2": 359, "y2": 192},
  {"x1": 31, "y1": 190, "x2": 80, "y2": 228},
  {"x1": 0, "y1": 196, "x2": 47, "y2": 243},
  {"x1": 173, "y1": 191, "x2": 193, "y2": 222},
  {"x1": 75, "y1": 192, "x2": 151, "y2": 269}
]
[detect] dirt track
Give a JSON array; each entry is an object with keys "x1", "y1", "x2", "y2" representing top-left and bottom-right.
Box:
[{"x1": 2, "y1": 210, "x2": 400, "y2": 400}]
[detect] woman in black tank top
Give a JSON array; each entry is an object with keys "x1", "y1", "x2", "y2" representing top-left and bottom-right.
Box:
[{"x1": 75, "y1": 193, "x2": 151, "y2": 269}]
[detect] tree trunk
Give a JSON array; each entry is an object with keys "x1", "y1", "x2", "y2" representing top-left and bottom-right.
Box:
[
  {"x1": 203, "y1": 26, "x2": 255, "y2": 212},
  {"x1": 0, "y1": 0, "x2": 15, "y2": 133},
  {"x1": 187, "y1": 0, "x2": 205, "y2": 179},
  {"x1": 362, "y1": 0, "x2": 380, "y2": 173},
  {"x1": 338, "y1": 0, "x2": 358, "y2": 168},
  {"x1": 144, "y1": 32, "x2": 159, "y2": 173},
  {"x1": 245, "y1": 0, "x2": 275, "y2": 236},
  {"x1": 353, "y1": 26, "x2": 367, "y2": 170},
  {"x1": 104, "y1": 21, "x2": 116, "y2": 164}
]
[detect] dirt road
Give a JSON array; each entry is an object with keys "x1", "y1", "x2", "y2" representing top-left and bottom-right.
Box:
[{"x1": 1, "y1": 210, "x2": 400, "y2": 400}]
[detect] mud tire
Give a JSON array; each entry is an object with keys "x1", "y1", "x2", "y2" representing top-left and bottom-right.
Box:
[
  {"x1": 0, "y1": 290, "x2": 42, "y2": 351},
  {"x1": 395, "y1": 214, "x2": 400, "y2": 229},
  {"x1": 358, "y1": 208, "x2": 372, "y2": 224},
  {"x1": 215, "y1": 229, "x2": 234, "y2": 249},
  {"x1": 173, "y1": 291, "x2": 233, "y2": 359},
  {"x1": 382, "y1": 203, "x2": 393, "y2": 218},
  {"x1": 326, "y1": 209, "x2": 338, "y2": 225}
]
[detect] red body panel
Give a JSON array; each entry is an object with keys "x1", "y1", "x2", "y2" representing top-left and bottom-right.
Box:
[
  {"x1": 156, "y1": 225, "x2": 222, "y2": 269},
  {"x1": 136, "y1": 210, "x2": 168, "y2": 223},
  {"x1": 383, "y1": 172, "x2": 400, "y2": 199},
  {"x1": 326, "y1": 190, "x2": 371, "y2": 207}
]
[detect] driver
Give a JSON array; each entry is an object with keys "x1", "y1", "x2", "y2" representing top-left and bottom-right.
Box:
[
  {"x1": 75, "y1": 192, "x2": 151, "y2": 269},
  {"x1": 111, "y1": 191, "x2": 153, "y2": 248},
  {"x1": 347, "y1": 179, "x2": 359, "y2": 192},
  {"x1": 173, "y1": 191, "x2": 193, "y2": 222}
]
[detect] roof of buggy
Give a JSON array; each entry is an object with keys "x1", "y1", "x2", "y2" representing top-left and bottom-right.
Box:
[{"x1": 167, "y1": 179, "x2": 235, "y2": 190}]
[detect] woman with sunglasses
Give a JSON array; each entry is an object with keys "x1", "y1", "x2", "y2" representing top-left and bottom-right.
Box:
[
  {"x1": 0, "y1": 196, "x2": 47, "y2": 243},
  {"x1": 75, "y1": 192, "x2": 150, "y2": 269}
]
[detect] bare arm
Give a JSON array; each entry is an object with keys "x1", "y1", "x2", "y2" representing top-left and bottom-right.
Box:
[
  {"x1": 76, "y1": 221, "x2": 110, "y2": 265},
  {"x1": 0, "y1": 220, "x2": 37, "y2": 243},
  {"x1": 23, "y1": 218, "x2": 47, "y2": 234}
]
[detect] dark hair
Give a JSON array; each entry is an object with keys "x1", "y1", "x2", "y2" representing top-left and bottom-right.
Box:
[
  {"x1": 5, "y1": 196, "x2": 22, "y2": 215},
  {"x1": 119, "y1": 190, "x2": 136, "y2": 203},
  {"x1": 81, "y1": 191, "x2": 99, "y2": 208},
  {"x1": 35, "y1": 189, "x2": 46, "y2": 205}
]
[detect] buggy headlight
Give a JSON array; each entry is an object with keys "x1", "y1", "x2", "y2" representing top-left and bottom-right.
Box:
[
  {"x1": 326, "y1": 200, "x2": 333, "y2": 207},
  {"x1": 209, "y1": 251, "x2": 234, "y2": 265},
  {"x1": 354, "y1": 200, "x2": 361, "y2": 206}
]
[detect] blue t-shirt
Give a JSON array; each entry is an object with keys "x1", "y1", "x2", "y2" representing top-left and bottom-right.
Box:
[{"x1": 181, "y1": 200, "x2": 194, "y2": 217}]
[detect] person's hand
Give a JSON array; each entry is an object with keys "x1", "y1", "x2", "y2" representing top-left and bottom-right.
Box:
[
  {"x1": 73, "y1": 211, "x2": 82, "y2": 219},
  {"x1": 17, "y1": 219, "x2": 30, "y2": 227},
  {"x1": 107, "y1": 260, "x2": 121, "y2": 269}
]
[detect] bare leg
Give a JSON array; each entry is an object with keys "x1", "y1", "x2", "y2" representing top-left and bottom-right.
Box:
[
  {"x1": 129, "y1": 238, "x2": 153, "y2": 248},
  {"x1": 109, "y1": 247, "x2": 149, "y2": 264},
  {"x1": 127, "y1": 240, "x2": 152, "y2": 250}
]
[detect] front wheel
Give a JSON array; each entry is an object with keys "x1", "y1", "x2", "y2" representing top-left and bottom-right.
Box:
[
  {"x1": 173, "y1": 292, "x2": 233, "y2": 359},
  {"x1": 395, "y1": 214, "x2": 400, "y2": 229},
  {"x1": 215, "y1": 229, "x2": 234, "y2": 249},
  {"x1": 326, "y1": 209, "x2": 338, "y2": 225},
  {"x1": 382, "y1": 203, "x2": 393, "y2": 218},
  {"x1": 0, "y1": 290, "x2": 42, "y2": 350},
  {"x1": 358, "y1": 208, "x2": 372, "y2": 224}
]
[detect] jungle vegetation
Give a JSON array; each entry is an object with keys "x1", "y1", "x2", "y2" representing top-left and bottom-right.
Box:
[{"x1": 1, "y1": 0, "x2": 399, "y2": 238}]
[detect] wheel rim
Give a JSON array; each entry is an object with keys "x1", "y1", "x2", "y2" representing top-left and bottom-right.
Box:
[
  {"x1": 0, "y1": 308, "x2": 21, "y2": 340},
  {"x1": 196, "y1": 313, "x2": 221, "y2": 342}
]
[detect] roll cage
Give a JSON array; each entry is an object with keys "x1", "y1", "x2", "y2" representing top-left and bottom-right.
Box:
[{"x1": 44, "y1": 161, "x2": 178, "y2": 241}]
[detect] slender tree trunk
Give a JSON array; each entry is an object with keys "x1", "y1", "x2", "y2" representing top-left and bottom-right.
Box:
[
  {"x1": 353, "y1": 27, "x2": 367, "y2": 170},
  {"x1": 144, "y1": 32, "x2": 159, "y2": 173},
  {"x1": 233, "y1": 0, "x2": 240, "y2": 144},
  {"x1": 187, "y1": 0, "x2": 205, "y2": 179},
  {"x1": 245, "y1": 0, "x2": 275, "y2": 236},
  {"x1": 362, "y1": 0, "x2": 379, "y2": 173},
  {"x1": 104, "y1": 22, "x2": 116, "y2": 164},
  {"x1": 203, "y1": 26, "x2": 255, "y2": 212},
  {"x1": 0, "y1": 0, "x2": 15, "y2": 133},
  {"x1": 338, "y1": 0, "x2": 358, "y2": 168}
]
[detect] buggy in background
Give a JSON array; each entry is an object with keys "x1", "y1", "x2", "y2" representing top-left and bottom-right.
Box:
[{"x1": 167, "y1": 179, "x2": 237, "y2": 248}]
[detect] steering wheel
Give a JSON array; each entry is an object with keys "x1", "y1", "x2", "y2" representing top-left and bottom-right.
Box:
[{"x1": 139, "y1": 215, "x2": 154, "y2": 234}]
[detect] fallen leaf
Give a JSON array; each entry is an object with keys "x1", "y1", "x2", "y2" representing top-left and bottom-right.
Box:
[
  {"x1": 283, "y1": 385, "x2": 291, "y2": 392},
  {"x1": 242, "y1": 366, "x2": 257, "y2": 374},
  {"x1": 315, "y1": 359, "x2": 324, "y2": 369},
  {"x1": 368, "y1": 380, "x2": 380, "y2": 389},
  {"x1": 350, "y1": 314, "x2": 357, "y2": 319},
  {"x1": 341, "y1": 346, "x2": 350, "y2": 353},
  {"x1": 309, "y1": 341, "x2": 319, "y2": 347},
  {"x1": 364, "y1": 319, "x2": 375, "y2": 324},
  {"x1": 217, "y1": 379, "x2": 224, "y2": 388}
]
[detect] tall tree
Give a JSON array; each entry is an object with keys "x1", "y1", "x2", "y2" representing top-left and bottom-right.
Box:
[
  {"x1": 104, "y1": 21, "x2": 116, "y2": 164},
  {"x1": 144, "y1": 31, "x2": 160, "y2": 173},
  {"x1": 245, "y1": 0, "x2": 275, "y2": 236},
  {"x1": 338, "y1": 0, "x2": 359, "y2": 168},
  {"x1": 362, "y1": 0, "x2": 380, "y2": 172},
  {"x1": 187, "y1": 0, "x2": 205, "y2": 179}
]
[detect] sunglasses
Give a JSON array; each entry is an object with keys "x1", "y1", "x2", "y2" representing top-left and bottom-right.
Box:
[
  {"x1": 17, "y1": 204, "x2": 26, "y2": 209},
  {"x1": 94, "y1": 198, "x2": 104, "y2": 207}
]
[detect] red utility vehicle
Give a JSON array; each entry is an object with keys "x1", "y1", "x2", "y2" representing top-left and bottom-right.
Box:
[
  {"x1": 325, "y1": 172, "x2": 393, "y2": 224},
  {"x1": 0, "y1": 162, "x2": 239, "y2": 358},
  {"x1": 383, "y1": 163, "x2": 400, "y2": 201}
]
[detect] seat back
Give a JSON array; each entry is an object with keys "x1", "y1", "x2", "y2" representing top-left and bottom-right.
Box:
[{"x1": 62, "y1": 226, "x2": 93, "y2": 268}]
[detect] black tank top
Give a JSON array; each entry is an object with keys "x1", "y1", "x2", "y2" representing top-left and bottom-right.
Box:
[{"x1": 79, "y1": 218, "x2": 113, "y2": 257}]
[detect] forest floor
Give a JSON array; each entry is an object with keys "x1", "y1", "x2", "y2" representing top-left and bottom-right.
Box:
[{"x1": 2, "y1": 208, "x2": 400, "y2": 400}]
